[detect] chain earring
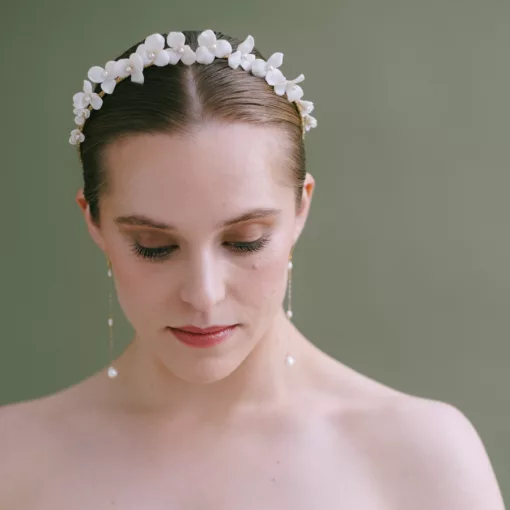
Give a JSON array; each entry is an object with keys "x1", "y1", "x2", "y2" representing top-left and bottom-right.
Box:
[
  {"x1": 285, "y1": 252, "x2": 296, "y2": 367},
  {"x1": 106, "y1": 259, "x2": 118, "y2": 379}
]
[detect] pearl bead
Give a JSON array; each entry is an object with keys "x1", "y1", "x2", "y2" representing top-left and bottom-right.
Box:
[
  {"x1": 103, "y1": 70, "x2": 108, "y2": 78},
  {"x1": 108, "y1": 318, "x2": 113, "y2": 327},
  {"x1": 211, "y1": 43, "x2": 217, "y2": 50},
  {"x1": 267, "y1": 65, "x2": 274, "y2": 72},
  {"x1": 148, "y1": 52, "x2": 155, "y2": 59},
  {"x1": 285, "y1": 355, "x2": 295, "y2": 366},
  {"x1": 178, "y1": 47, "x2": 184, "y2": 53},
  {"x1": 84, "y1": 94, "x2": 91, "y2": 102},
  {"x1": 286, "y1": 310, "x2": 293, "y2": 319},
  {"x1": 108, "y1": 366, "x2": 118, "y2": 378},
  {"x1": 126, "y1": 65, "x2": 132, "y2": 73},
  {"x1": 288, "y1": 261, "x2": 293, "y2": 270},
  {"x1": 107, "y1": 268, "x2": 112, "y2": 278}
]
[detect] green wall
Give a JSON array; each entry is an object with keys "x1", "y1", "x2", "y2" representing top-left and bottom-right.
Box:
[{"x1": 1, "y1": 0, "x2": 508, "y2": 500}]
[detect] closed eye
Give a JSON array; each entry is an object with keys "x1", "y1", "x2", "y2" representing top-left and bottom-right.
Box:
[{"x1": 130, "y1": 236, "x2": 271, "y2": 262}]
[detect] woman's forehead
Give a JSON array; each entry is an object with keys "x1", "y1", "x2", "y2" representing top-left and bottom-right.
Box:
[
  {"x1": 104, "y1": 124, "x2": 289, "y2": 197},
  {"x1": 101, "y1": 124, "x2": 293, "y2": 221}
]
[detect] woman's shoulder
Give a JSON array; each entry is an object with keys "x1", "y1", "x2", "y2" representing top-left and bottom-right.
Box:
[
  {"x1": 308, "y1": 353, "x2": 504, "y2": 508},
  {"x1": 364, "y1": 392, "x2": 504, "y2": 508},
  {"x1": 0, "y1": 395, "x2": 58, "y2": 505},
  {"x1": 329, "y1": 375, "x2": 503, "y2": 508},
  {"x1": 0, "y1": 378, "x2": 104, "y2": 505}
]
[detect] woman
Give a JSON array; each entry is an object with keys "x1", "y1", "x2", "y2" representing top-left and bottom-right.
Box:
[{"x1": 0, "y1": 29, "x2": 505, "y2": 509}]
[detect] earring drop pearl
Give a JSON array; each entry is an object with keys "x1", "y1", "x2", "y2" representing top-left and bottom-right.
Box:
[
  {"x1": 107, "y1": 366, "x2": 118, "y2": 378},
  {"x1": 106, "y1": 260, "x2": 118, "y2": 379},
  {"x1": 285, "y1": 354, "x2": 295, "y2": 366}
]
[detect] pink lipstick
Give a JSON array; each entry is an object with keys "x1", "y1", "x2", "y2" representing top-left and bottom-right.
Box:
[{"x1": 169, "y1": 325, "x2": 238, "y2": 348}]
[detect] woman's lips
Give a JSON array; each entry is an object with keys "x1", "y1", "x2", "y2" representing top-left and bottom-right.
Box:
[{"x1": 168, "y1": 325, "x2": 238, "y2": 348}]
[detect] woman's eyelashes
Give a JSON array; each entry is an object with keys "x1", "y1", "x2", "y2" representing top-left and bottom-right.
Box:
[{"x1": 130, "y1": 235, "x2": 271, "y2": 262}]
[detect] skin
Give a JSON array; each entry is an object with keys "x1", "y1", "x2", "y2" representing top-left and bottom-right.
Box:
[{"x1": 0, "y1": 122, "x2": 505, "y2": 509}]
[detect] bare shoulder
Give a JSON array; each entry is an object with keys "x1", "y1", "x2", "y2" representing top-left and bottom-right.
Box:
[
  {"x1": 0, "y1": 396, "x2": 60, "y2": 505},
  {"x1": 0, "y1": 376, "x2": 104, "y2": 506},
  {"x1": 307, "y1": 350, "x2": 505, "y2": 509},
  {"x1": 370, "y1": 393, "x2": 505, "y2": 509},
  {"x1": 338, "y1": 384, "x2": 505, "y2": 510}
]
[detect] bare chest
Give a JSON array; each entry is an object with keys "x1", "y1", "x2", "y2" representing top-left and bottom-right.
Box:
[{"x1": 21, "y1": 422, "x2": 389, "y2": 510}]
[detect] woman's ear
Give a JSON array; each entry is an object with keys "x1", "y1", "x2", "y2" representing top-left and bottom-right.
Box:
[
  {"x1": 293, "y1": 172, "x2": 315, "y2": 245},
  {"x1": 75, "y1": 188, "x2": 107, "y2": 253}
]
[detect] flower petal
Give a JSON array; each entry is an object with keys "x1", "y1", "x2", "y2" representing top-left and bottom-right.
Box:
[
  {"x1": 90, "y1": 94, "x2": 103, "y2": 110},
  {"x1": 116, "y1": 59, "x2": 130, "y2": 78},
  {"x1": 130, "y1": 53, "x2": 144, "y2": 71},
  {"x1": 136, "y1": 44, "x2": 151, "y2": 65},
  {"x1": 73, "y1": 92, "x2": 86, "y2": 109},
  {"x1": 298, "y1": 100, "x2": 314, "y2": 115},
  {"x1": 131, "y1": 70, "x2": 144, "y2": 84},
  {"x1": 154, "y1": 50, "x2": 170, "y2": 66},
  {"x1": 196, "y1": 46, "x2": 215, "y2": 64},
  {"x1": 74, "y1": 115, "x2": 85, "y2": 126},
  {"x1": 105, "y1": 60, "x2": 119, "y2": 77},
  {"x1": 83, "y1": 80, "x2": 93, "y2": 94},
  {"x1": 167, "y1": 31, "x2": 185, "y2": 48},
  {"x1": 238, "y1": 35, "x2": 254, "y2": 55},
  {"x1": 88, "y1": 66, "x2": 105, "y2": 83},
  {"x1": 145, "y1": 33, "x2": 165, "y2": 52},
  {"x1": 287, "y1": 84, "x2": 304, "y2": 102},
  {"x1": 215, "y1": 39, "x2": 232, "y2": 58},
  {"x1": 181, "y1": 46, "x2": 197, "y2": 65},
  {"x1": 305, "y1": 115, "x2": 317, "y2": 131},
  {"x1": 251, "y1": 59, "x2": 267, "y2": 78},
  {"x1": 274, "y1": 83, "x2": 286, "y2": 96},
  {"x1": 166, "y1": 49, "x2": 181, "y2": 65},
  {"x1": 73, "y1": 107, "x2": 90, "y2": 119},
  {"x1": 228, "y1": 51, "x2": 242, "y2": 69},
  {"x1": 267, "y1": 52, "x2": 283, "y2": 68},
  {"x1": 69, "y1": 129, "x2": 85, "y2": 145},
  {"x1": 292, "y1": 73, "x2": 305, "y2": 84},
  {"x1": 198, "y1": 29, "x2": 216, "y2": 48},
  {"x1": 101, "y1": 79, "x2": 116, "y2": 94},
  {"x1": 266, "y1": 68, "x2": 285, "y2": 86},
  {"x1": 241, "y1": 54, "x2": 255, "y2": 71}
]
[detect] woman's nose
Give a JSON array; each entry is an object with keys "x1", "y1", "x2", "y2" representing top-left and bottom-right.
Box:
[{"x1": 179, "y1": 253, "x2": 226, "y2": 312}]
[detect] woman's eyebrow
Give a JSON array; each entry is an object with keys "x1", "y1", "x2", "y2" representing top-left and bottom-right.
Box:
[{"x1": 114, "y1": 208, "x2": 282, "y2": 231}]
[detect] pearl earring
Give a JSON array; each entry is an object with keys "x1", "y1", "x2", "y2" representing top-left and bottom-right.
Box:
[
  {"x1": 285, "y1": 252, "x2": 296, "y2": 367},
  {"x1": 106, "y1": 259, "x2": 118, "y2": 379}
]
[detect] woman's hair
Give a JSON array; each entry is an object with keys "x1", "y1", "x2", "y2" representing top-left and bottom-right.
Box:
[{"x1": 80, "y1": 30, "x2": 306, "y2": 225}]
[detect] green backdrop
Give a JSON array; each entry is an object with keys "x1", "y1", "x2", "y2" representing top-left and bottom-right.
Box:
[{"x1": 1, "y1": 0, "x2": 508, "y2": 501}]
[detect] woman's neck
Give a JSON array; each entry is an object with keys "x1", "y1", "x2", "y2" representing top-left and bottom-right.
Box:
[{"x1": 111, "y1": 310, "x2": 312, "y2": 420}]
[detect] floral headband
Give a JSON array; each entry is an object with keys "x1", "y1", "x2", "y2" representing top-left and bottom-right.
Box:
[{"x1": 69, "y1": 29, "x2": 317, "y2": 147}]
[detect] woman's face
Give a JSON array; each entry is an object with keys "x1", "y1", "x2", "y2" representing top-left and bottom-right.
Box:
[{"x1": 78, "y1": 122, "x2": 314, "y2": 383}]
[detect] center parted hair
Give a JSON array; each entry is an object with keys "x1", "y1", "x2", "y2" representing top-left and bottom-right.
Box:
[{"x1": 71, "y1": 30, "x2": 317, "y2": 224}]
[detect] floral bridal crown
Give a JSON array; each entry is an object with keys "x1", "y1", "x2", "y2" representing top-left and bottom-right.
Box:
[{"x1": 69, "y1": 29, "x2": 317, "y2": 146}]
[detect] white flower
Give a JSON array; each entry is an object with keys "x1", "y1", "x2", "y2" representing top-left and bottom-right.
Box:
[
  {"x1": 228, "y1": 35, "x2": 256, "y2": 71},
  {"x1": 73, "y1": 107, "x2": 90, "y2": 126},
  {"x1": 87, "y1": 60, "x2": 119, "y2": 94},
  {"x1": 283, "y1": 74, "x2": 305, "y2": 102},
  {"x1": 69, "y1": 129, "x2": 85, "y2": 145},
  {"x1": 117, "y1": 53, "x2": 145, "y2": 84},
  {"x1": 265, "y1": 68, "x2": 287, "y2": 93},
  {"x1": 136, "y1": 34, "x2": 170, "y2": 67},
  {"x1": 266, "y1": 72, "x2": 304, "y2": 102},
  {"x1": 166, "y1": 32, "x2": 196, "y2": 65},
  {"x1": 73, "y1": 80, "x2": 103, "y2": 110},
  {"x1": 196, "y1": 29, "x2": 232, "y2": 64},
  {"x1": 304, "y1": 114, "x2": 317, "y2": 132},
  {"x1": 297, "y1": 99, "x2": 314, "y2": 116},
  {"x1": 251, "y1": 52, "x2": 283, "y2": 79}
]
